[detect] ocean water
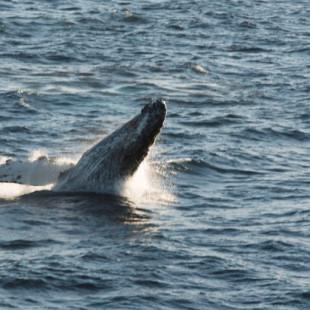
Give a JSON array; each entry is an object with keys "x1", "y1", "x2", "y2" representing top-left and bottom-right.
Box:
[{"x1": 0, "y1": 0, "x2": 310, "y2": 309}]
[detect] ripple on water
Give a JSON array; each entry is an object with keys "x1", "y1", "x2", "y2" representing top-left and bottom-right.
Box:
[{"x1": 1, "y1": 0, "x2": 310, "y2": 309}]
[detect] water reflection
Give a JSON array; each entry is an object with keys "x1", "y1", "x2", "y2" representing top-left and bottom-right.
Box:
[{"x1": 11, "y1": 191, "x2": 157, "y2": 237}]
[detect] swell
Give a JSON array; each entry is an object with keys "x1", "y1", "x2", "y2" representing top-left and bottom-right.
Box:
[
  {"x1": 234, "y1": 127, "x2": 310, "y2": 142},
  {"x1": 0, "y1": 238, "x2": 61, "y2": 250},
  {"x1": 165, "y1": 158, "x2": 262, "y2": 177}
]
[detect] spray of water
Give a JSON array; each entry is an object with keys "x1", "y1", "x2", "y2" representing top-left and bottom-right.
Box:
[
  {"x1": 0, "y1": 183, "x2": 53, "y2": 200},
  {"x1": 120, "y1": 159, "x2": 175, "y2": 205},
  {"x1": 0, "y1": 150, "x2": 75, "y2": 200}
]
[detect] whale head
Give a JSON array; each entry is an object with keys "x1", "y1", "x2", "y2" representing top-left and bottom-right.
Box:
[
  {"x1": 54, "y1": 99, "x2": 166, "y2": 193},
  {"x1": 120, "y1": 99, "x2": 167, "y2": 176}
]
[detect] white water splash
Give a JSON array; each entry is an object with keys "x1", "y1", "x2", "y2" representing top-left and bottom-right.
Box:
[
  {"x1": 121, "y1": 160, "x2": 175, "y2": 205},
  {"x1": 0, "y1": 151, "x2": 75, "y2": 186},
  {"x1": 0, "y1": 183, "x2": 53, "y2": 200},
  {"x1": 0, "y1": 151, "x2": 75, "y2": 200}
]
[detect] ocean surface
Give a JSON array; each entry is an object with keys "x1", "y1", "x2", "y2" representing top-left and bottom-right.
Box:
[{"x1": 0, "y1": 1, "x2": 310, "y2": 309}]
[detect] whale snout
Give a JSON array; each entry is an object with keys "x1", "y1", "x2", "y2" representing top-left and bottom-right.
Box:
[
  {"x1": 140, "y1": 99, "x2": 166, "y2": 138},
  {"x1": 141, "y1": 99, "x2": 167, "y2": 116},
  {"x1": 152, "y1": 98, "x2": 167, "y2": 113}
]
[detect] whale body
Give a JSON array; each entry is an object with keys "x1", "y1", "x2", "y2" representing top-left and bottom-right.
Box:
[{"x1": 53, "y1": 99, "x2": 167, "y2": 193}]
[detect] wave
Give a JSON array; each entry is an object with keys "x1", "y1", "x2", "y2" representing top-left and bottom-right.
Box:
[
  {"x1": 228, "y1": 44, "x2": 271, "y2": 53},
  {"x1": 0, "y1": 239, "x2": 61, "y2": 250},
  {"x1": 180, "y1": 113, "x2": 243, "y2": 128},
  {"x1": 234, "y1": 127, "x2": 310, "y2": 142},
  {"x1": 164, "y1": 157, "x2": 260, "y2": 176}
]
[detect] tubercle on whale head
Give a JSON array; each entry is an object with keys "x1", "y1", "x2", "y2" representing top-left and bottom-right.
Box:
[
  {"x1": 139, "y1": 99, "x2": 167, "y2": 138},
  {"x1": 141, "y1": 98, "x2": 167, "y2": 116},
  {"x1": 128, "y1": 99, "x2": 166, "y2": 133},
  {"x1": 139, "y1": 99, "x2": 166, "y2": 142}
]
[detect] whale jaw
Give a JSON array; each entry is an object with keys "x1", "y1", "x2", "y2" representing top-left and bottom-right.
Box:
[{"x1": 54, "y1": 99, "x2": 166, "y2": 193}]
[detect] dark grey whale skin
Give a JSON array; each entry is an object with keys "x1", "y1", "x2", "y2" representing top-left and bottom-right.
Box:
[{"x1": 54, "y1": 99, "x2": 167, "y2": 193}]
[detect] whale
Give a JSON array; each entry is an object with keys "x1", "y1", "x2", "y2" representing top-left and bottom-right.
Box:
[
  {"x1": 53, "y1": 99, "x2": 167, "y2": 193},
  {"x1": 0, "y1": 99, "x2": 166, "y2": 195}
]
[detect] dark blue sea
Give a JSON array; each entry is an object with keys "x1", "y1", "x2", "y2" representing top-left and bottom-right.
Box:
[{"x1": 1, "y1": 1, "x2": 310, "y2": 309}]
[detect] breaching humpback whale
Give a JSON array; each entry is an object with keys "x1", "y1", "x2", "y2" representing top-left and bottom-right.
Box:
[{"x1": 53, "y1": 99, "x2": 167, "y2": 193}]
